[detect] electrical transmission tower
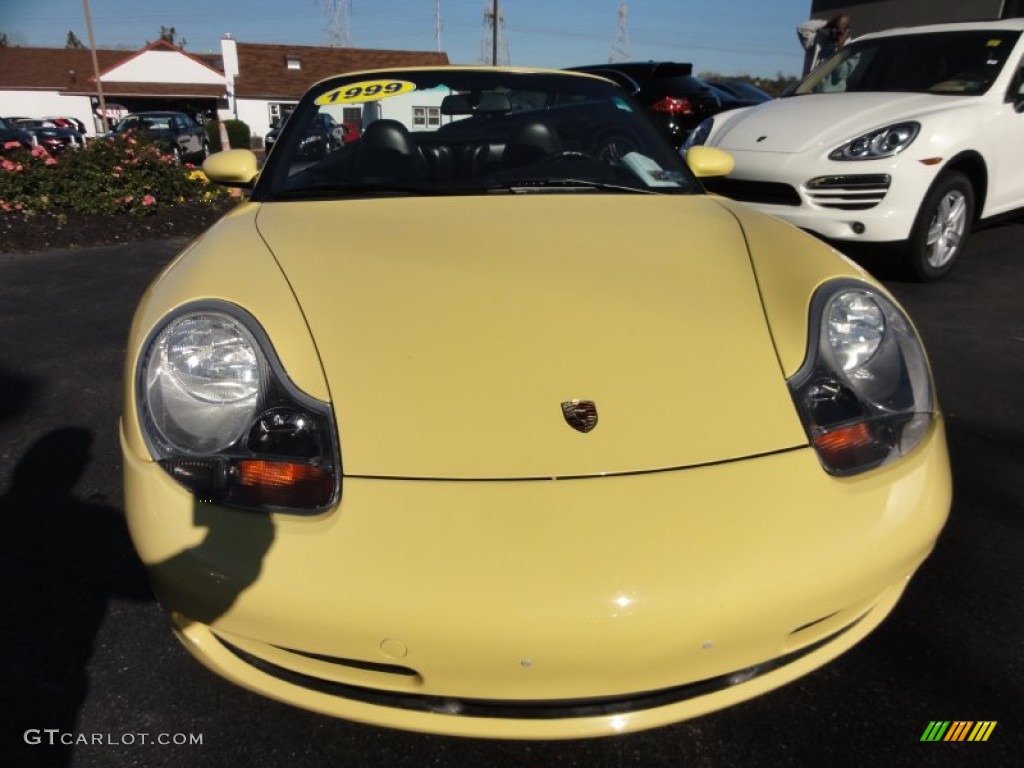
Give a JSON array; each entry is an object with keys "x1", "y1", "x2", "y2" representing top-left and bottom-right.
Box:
[
  {"x1": 319, "y1": 0, "x2": 353, "y2": 47},
  {"x1": 478, "y1": 1, "x2": 510, "y2": 66},
  {"x1": 609, "y1": 2, "x2": 631, "y2": 63}
]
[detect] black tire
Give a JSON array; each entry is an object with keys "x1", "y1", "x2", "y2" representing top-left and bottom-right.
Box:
[{"x1": 904, "y1": 170, "x2": 974, "y2": 281}]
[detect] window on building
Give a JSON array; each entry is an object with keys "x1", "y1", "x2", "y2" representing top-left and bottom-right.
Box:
[
  {"x1": 412, "y1": 106, "x2": 441, "y2": 129},
  {"x1": 342, "y1": 107, "x2": 361, "y2": 128}
]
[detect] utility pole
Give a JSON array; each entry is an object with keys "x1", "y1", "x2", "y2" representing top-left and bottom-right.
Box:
[
  {"x1": 435, "y1": 0, "x2": 442, "y2": 52},
  {"x1": 82, "y1": 0, "x2": 108, "y2": 133},
  {"x1": 478, "y1": 1, "x2": 509, "y2": 66},
  {"x1": 609, "y1": 2, "x2": 631, "y2": 63}
]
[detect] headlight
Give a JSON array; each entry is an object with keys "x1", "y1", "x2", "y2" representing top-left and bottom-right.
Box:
[
  {"x1": 683, "y1": 117, "x2": 714, "y2": 150},
  {"x1": 145, "y1": 312, "x2": 262, "y2": 453},
  {"x1": 828, "y1": 122, "x2": 919, "y2": 161},
  {"x1": 138, "y1": 303, "x2": 339, "y2": 512},
  {"x1": 788, "y1": 282, "x2": 934, "y2": 475}
]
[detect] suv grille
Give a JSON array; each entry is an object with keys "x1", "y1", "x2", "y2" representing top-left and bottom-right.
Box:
[
  {"x1": 805, "y1": 175, "x2": 891, "y2": 210},
  {"x1": 702, "y1": 177, "x2": 801, "y2": 206}
]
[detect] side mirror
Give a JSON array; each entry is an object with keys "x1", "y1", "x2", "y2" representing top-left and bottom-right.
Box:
[
  {"x1": 203, "y1": 149, "x2": 259, "y2": 189},
  {"x1": 684, "y1": 146, "x2": 734, "y2": 178}
]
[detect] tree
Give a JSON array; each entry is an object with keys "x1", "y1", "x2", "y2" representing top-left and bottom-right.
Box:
[
  {"x1": 158, "y1": 25, "x2": 186, "y2": 49},
  {"x1": 0, "y1": 33, "x2": 8, "y2": 48},
  {"x1": 65, "y1": 30, "x2": 85, "y2": 49}
]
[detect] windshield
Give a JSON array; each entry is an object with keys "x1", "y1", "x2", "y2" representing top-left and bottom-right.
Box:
[
  {"x1": 113, "y1": 115, "x2": 159, "y2": 133},
  {"x1": 793, "y1": 29, "x2": 1022, "y2": 96},
  {"x1": 254, "y1": 69, "x2": 699, "y2": 200}
]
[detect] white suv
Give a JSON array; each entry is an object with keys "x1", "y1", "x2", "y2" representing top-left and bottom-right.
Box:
[{"x1": 686, "y1": 19, "x2": 1024, "y2": 280}]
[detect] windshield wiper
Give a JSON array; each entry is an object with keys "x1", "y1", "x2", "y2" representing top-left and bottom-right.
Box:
[
  {"x1": 269, "y1": 182, "x2": 455, "y2": 200},
  {"x1": 484, "y1": 179, "x2": 662, "y2": 195},
  {"x1": 269, "y1": 179, "x2": 668, "y2": 201}
]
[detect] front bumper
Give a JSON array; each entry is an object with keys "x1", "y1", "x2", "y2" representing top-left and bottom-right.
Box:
[
  {"x1": 122, "y1": 421, "x2": 950, "y2": 738},
  {"x1": 709, "y1": 149, "x2": 943, "y2": 243}
]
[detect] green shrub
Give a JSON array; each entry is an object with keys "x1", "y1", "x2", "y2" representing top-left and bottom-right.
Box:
[
  {"x1": 225, "y1": 119, "x2": 251, "y2": 151},
  {"x1": 0, "y1": 135, "x2": 228, "y2": 218},
  {"x1": 205, "y1": 118, "x2": 251, "y2": 152}
]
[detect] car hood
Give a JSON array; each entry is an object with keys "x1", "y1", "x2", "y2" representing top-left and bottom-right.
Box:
[
  {"x1": 255, "y1": 195, "x2": 807, "y2": 479},
  {"x1": 709, "y1": 92, "x2": 975, "y2": 154}
]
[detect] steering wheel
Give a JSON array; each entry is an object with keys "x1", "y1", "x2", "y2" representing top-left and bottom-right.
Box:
[{"x1": 594, "y1": 133, "x2": 639, "y2": 164}]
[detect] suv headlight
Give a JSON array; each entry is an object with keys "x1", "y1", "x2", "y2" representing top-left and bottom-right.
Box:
[
  {"x1": 137, "y1": 302, "x2": 339, "y2": 512},
  {"x1": 683, "y1": 117, "x2": 714, "y2": 150},
  {"x1": 828, "y1": 122, "x2": 919, "y2": 161},
  {"x1": 788, "y1": 281, "x2": 934, "y2": 475}
]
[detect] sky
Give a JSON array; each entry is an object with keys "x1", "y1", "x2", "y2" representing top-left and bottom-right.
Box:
[{"x1": 1, "y1": 1, "x2": 816, "y2": 78}]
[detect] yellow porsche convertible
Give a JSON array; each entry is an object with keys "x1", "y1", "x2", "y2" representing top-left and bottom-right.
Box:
[{"x1": 121, "y1": 67, "x2": 951, "y2": 739}]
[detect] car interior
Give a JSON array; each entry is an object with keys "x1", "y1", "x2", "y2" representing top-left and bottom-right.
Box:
[{"x1": 267, "y1": 86, "x2": 688, "y2": 195}]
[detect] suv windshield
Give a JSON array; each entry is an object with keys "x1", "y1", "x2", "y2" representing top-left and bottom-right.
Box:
[
  {"x1": 255, "y1": 69, "x2": 698, "y2": 200},
  {"x1": 793, "y1": 29, "x2": 1022, "y2": 95}
]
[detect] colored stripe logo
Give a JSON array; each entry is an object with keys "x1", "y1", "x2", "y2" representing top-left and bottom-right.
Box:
[{"x1": 921, "y1": 721, "x2": 997, "y2": 742}]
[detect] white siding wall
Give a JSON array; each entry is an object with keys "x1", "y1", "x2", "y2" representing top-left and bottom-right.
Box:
[
  {"x1": 356, "y1": 89, "x2": 448, "y2": 131},
  {"x1": 233, "y1": 98, "x2": 278, "y2": 148},
  {"x1": 0, "y1": 91, "x2": 99, "y2": 136},
  {"x1": 104, "y1": 50, "x2": 225, "y2": 84}
]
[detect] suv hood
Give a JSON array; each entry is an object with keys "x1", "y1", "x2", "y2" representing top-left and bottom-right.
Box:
[
  {"x1": 709, "y1": 92, "x2": 979, "y2": 154},
  {"x1": 255, "y1": 195, "x2": 807, "y2": 479}
]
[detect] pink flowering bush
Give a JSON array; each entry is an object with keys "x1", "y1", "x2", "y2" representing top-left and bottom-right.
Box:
[{"x1": 0, "y1": 134, "x2": 228, "y2": 218}]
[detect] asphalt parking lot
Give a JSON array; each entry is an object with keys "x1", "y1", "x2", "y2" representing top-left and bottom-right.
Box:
[{"x1": 0, "y1": 222, "x2": 1020, "y2": 768}]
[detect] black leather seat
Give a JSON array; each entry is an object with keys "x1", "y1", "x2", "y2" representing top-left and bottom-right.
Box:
[
  {"x1": 353, "y1": 119, "x2": 426, "y2": 182},
  {"x1": 501, "y1": 121, "x2": 561, "y2": 169}
]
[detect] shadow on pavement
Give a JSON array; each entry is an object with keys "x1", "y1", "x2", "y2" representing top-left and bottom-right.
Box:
[{"x1": 0, "y1": 428, "x2": 152, "y2": 767}]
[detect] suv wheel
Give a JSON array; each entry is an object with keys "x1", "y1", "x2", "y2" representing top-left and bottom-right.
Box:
[{"x1": 905, "y1": 171, "x2": 973, "y2": 281}]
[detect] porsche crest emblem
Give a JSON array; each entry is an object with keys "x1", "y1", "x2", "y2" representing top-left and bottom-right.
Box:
[{"x1": 561, "y1": 399, "x2": 598, "y2": 433}]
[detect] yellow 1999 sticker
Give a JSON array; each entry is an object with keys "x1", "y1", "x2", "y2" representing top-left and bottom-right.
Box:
[{"x1": 315, "y1": 79, "x2": 417, "y2": 105}]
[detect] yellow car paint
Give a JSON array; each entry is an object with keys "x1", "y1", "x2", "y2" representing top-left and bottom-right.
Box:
[
  {"x1": 252, "y1": 195, "x2": 807, "y2": 478},
  {"x1": 121, "y1": 416, "x2": 949, "y2": 738}
]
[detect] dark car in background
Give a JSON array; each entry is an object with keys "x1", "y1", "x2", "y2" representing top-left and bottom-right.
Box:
[
  {"x1": 11, "y1": 118, "x2": 85, "y2": 153},
  {"x1": 704, "y1": 80, "x2": 774, "y2": 112},
  {"x1": 106, "y1": 111, "x2": 209, "y2": 164},
  {"x1": 265, "y1": 113, "x2": 355, "y2": 157},
  {"x1": 568, "y1": 62, "x2": 721, "y2": 147},
  {"x1": 263, "y1": 114, "x2": 291, "y2": 153},
  {"x1": 45, "y1": 115, "x2": 88, "y2": 134},
  {"x1": 0, "y1": 116, "x2": 37, "y2": 153}
]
